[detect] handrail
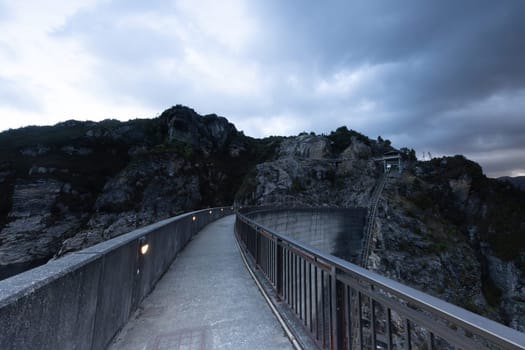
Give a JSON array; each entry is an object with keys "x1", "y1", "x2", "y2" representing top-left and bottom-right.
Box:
[
  {"x1": 0, "y1": 206, "x2": 234, "y2": 350},
  {"x1": 235, "y1": 210, "x2": 525, "y2": 349}
]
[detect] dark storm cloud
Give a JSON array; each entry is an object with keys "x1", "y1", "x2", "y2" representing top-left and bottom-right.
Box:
[
  {"x1": 50, "y1": 0, "x2": 525, "y2": 176},
  {"x1": 463, "y1": 147, "x2": 525, "y2": 177},
  {"x1": 259, "y1": 0, "x2": 525, "y2": 112},
  {"x1": 254, "y1": 0, "x2": 525, "y2": 176}
]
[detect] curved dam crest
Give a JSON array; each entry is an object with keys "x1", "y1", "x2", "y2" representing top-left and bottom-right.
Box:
[{"x1": 246, "y1": 207, "x2": 367, "y2": 264}]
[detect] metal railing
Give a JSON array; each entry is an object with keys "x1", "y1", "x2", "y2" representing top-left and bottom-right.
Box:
[{"x1": 235, "y1": 210, "x2": 525, "y2": 350}]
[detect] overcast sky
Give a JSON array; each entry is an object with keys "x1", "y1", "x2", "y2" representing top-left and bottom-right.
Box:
[{"x1": 0, "y1": 1, "x2": 524, "y2": 177}]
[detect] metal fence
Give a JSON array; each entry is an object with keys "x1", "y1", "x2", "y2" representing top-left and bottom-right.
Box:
[{"x1": 235, "y1": 211, "x2": 525, "y2": 350}]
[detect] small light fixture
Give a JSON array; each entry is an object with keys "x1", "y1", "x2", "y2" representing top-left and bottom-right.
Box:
[
  {"x1": 139, "y1": 237, "x2": 149, "y2": 255},
  {"x1": 209, "y1": 210, "x2": 212, "y2": 214},
  {"x1": 221, "y1": 208, "x2": 224, "y2": 211},
  {"x1": 192, "y1": 216, "x2": 196, "y2": 221}
]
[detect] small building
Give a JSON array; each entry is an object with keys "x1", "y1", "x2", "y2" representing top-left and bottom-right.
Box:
[{"x1": 377, "y1": 151, "x2": 402, "y2": 173}]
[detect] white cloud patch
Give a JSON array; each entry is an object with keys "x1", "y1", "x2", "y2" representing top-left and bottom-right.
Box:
[{"x1": 235, "y1": 112, "x2": 309, "y2": 138}]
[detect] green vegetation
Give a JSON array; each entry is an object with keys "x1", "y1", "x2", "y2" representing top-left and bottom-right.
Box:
[
  {"x1": 245, "y1": 136, "x2": 283, "y2": 163},
  {"x1": 324, "y1": 169, "x2": 346, "y2": 190},
  {"x1": 427, "y1": 155, "x2": 484, "y2": 187},
  {"x1": 412, "y1": 155, "x2": 525, "y2": 263},
  {"x1": 0, "y1": 124, "x2": 86, "y2": 150},
  {"x1": 0, "y1": 176, "x2": 14, "y2": 230},
  {"x1": 150, "y1": 141, "x2": 195, "y2": 159},
  {"x1": 407, "y1": 192, "x2": 434, "y2": 212},
  {"x1": 327, "y1": 126, "x2": 371, "y2": 154},
  {"x1": 476, "y1": 179, "x2": 525, "y2": 261},
  {"x1": 290, "y1": 177, "x2": 306, "y2": 193},
  {"x1": 482, "y1": 276, "x2": 503, "y2": 307},
  {"x1": 433, "y1": 241, "x2": 449, "y2": 252},
  {"x1": 235, "y1": 169, "x2": 258, "y2": 201},
  {"x1": 463, "y1": 300, "x2": 484, "y2": 314},
  {"x1": 334, "y1": 176, "x2": 346, "y2": 190},
  {"x1": 0, "y1": 119, "x2": 148, "y2": 226},
  {"x1": 400, "y1": 147, "x2": 417, "y2": 161}
]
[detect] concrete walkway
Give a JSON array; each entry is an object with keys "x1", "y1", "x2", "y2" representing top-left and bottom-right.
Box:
[{"x1": 108, "y1": 215, "x2": 293, "y2": 350}]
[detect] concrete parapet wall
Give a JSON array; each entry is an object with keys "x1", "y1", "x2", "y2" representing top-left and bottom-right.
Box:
[
  {"x1": 246, "y1": 208, "x2": 366, "y2": 263},
  {"x1": 0, "y1": 207, "x2": 233, "y2": 350}
]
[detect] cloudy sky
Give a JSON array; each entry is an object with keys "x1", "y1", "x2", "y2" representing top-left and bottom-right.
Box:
[{"x1": 0, "y1": 1, "x2": 524, "y2": 177}]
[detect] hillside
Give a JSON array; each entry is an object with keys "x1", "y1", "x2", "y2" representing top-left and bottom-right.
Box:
[
  {"x1": 0, "y1": 105, "x2": 279, "y2": 278},
  {"x1": 233, "y1": 129, "x2": 525, "y2": 331},
  {"x1": 0, "y1": 105, "x2": 524, "y2": 332},
  {"x1": 499, "y1": 176, "x2": 525, "y2": 191}
]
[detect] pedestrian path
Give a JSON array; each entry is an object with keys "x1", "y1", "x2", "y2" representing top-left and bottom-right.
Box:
[{"x1": 108, "y1": 215, "x2": 293, "y2": 350}]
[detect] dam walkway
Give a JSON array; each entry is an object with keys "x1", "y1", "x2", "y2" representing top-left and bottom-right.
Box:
[
  {"x1": 1, "y1": 206, "x2": 524, "y2": 350},
  {"x1": 108, "y1": 215, "x2": 292, "y2": 350}
]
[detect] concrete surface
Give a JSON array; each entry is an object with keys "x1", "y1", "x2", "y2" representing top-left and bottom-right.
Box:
[
  {"x1": 249, "y1": 208, "x2": 366, "y2": 263},
  {"x1": 108, "y1": 215, "x2": 293, "y2": 350},
  {"x1": 0, "y1": 207, "x2": 233, "y2": 350}
]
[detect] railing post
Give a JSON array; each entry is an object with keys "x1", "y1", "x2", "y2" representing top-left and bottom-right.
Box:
[
  {"x1": 331, "y1": 266, "x2": 345, "y2": 350},
  {"x1": 386, "y1": 308, "x2": 393, "y2": 350},
  {"x1": 276, "y1": 239, "x2": 283, "y2": 300},
  {"x1": 405, "y1": 318, "x2": 411, "y2": 350},
  {"x1": 358, "y1": 292, "x2": 363, "y2": 350},
  {"x1": 254, "y1": 226, "x2": 259, "y2": 268}
]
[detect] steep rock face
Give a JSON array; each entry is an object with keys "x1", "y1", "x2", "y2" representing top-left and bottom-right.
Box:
[
  {"x1": 237, "y1": 135, "x2": 525, "y2": 331},
  {"x1": 278, "y1": 134, "x2": 332, "y2": 159},
  {"x1": 499, "y1": 176, "x2": 525, "y2": 191},
  {"x1": 484, "y1": 251, "x2": 525, "y2": 331},
  {"x1": 58, "y1": 154, "x2": 203, "y2": 255},
  {"x1": 369, "y1": 158, "x2": 525, "y2": 330},
  {"x1": 0, "y1": 105, "x2": 254, "y2": 279},
  {"x1": 241, "y1": 134, "x2": 379, "y2": 207},
  {"x1": 341, "y1": 136, "x2": 372, "y2": 160},
  {"x1": 370, "y1": 174, "x2": 487, "y2": 316},
  {"x1": 162, "y1": 105, "x2": 238, "y2": 156},
  {"x1": 0, "y1": 179, "x2": 73, "y2": 264}
]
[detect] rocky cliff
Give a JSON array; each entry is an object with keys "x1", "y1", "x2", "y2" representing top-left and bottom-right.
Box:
[
  {"x1": 499, "y1": 176, "x2": 525, "y2": 191},
  {"x1": 235, "y1": 129, "x2": 525, "y2": 332},
  {"x1": 0, "y1": 105, "x2": 269, "y2": 278},
  {"x1": 1, "y1": 107, "x2": 524, "y2": 333}
]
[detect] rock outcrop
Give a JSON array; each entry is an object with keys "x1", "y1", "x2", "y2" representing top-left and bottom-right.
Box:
[
  {"x1": 0, "y1": 105, "x2": 255, "y2": 278},
  {"x1": 241, "y1": 133, "x2": 378, "y2": 207},
  {"x1": 499, "y1": 176, "x2": 525, "y2": 191},
  {"x1": 236, "y1": 133, "x2": 525, "y2": 331}
]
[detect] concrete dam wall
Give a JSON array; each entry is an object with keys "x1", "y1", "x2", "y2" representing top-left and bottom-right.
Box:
[
  {"x1": 0, "y1": 207, "x2": 233, "y2": 350},
  {"x1": 246, "y1": 208, "x2": 367, "y2": 263}
]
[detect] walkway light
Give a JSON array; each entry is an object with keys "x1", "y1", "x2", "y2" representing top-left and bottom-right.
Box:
[
  {"x1": 139, "y1": 237, "x2": 149, "y2": 255},
  {"x1": 192, "y1": 216, "x2": 196, "y2": 221},
  {"x1": 209, "y1": 210, "x2": 212, "y2": 214}
]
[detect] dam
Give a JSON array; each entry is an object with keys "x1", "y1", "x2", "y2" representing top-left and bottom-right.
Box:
[{"x1": 0, "y1": 206, "x2": 524, "y2": 349}]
